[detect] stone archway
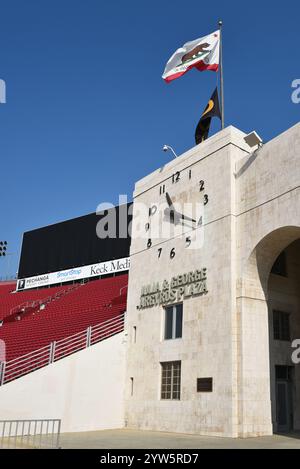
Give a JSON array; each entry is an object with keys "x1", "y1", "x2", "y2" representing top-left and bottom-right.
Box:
[
  {"x1": 268, "y1": 238, "x2": 300, "y2": 433},
  {"x1": 242, "y1": 226, "x2": 300, "y2": 302},
  {"x1": 237, "y1": 226, "x2": 300, "y2": 437}
]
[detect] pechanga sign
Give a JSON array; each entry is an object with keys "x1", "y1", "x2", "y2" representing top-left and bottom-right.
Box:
[
  {"x1": 17, "y1": 257, "x2": 130, "y2": 291},
  {"x1": 138, "y1": 268, "x2": 208, "y2": 309}
]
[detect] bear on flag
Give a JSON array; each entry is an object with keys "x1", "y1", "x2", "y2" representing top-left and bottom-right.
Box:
[{"x1": 162, "y1": 30, "x2": 220, "y2": 83}]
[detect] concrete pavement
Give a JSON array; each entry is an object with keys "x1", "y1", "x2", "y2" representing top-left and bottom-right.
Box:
[{"x1": 59, "y1": 428, "x2": 300, "y2": 449}]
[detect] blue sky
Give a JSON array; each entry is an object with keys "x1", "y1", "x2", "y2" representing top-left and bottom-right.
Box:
[{"x1": 0, "y1": 0, "x2": 299, "y2": 277}]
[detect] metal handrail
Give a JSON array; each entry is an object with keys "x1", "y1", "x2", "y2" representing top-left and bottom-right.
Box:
[
  {"x1": 92, "y1": 314, "x2": 124, "y2": 333},
  {"x1": 92, "y1": 321, "x2": 124, "y2": 338},
  {"x1": 6, "y1": 344, "x2": 50, "y2": 365},
  {"x1": 0, "y1": 312, "x2": 125, "y2": 386},
  {"x1": 8, "y1": 284, "x2": 82, "y2": 318},
  {"x1": 56, "y1": 335, "x2": 86, "y2": 350},
  {"x1": 0, "y1": 419, "x2": 61, "y2": 449},
  {"x1": 6, "y1": 353, "x2": 50, "y2": 374},
  {"x1": 55, "y1": 329, "x2": 87, "y2": 346}
]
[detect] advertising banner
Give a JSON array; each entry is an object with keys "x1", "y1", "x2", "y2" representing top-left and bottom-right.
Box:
[{"x1": 17, "y1": 257, "x2": 130, "y2": 291}]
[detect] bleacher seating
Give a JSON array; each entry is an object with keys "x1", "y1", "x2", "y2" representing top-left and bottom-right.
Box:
[
  {"x1": 0, "y1": 283, "x2": 71, "y2": 320},
  {"x1": 0, "y1": 274, "x2": 128, "y2": 362},
  {"x1": 0, "y1": 281, "x2": 16, "y2": 298}
]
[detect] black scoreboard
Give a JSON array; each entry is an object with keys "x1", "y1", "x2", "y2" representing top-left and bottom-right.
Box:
[{"x1": 18, "y1": 204, "x2": 132, "y2": 278}]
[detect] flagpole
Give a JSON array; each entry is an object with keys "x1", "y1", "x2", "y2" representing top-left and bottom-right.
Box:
[{"x1": 218, "y1": 20, "x2": 225, "y2": 129}]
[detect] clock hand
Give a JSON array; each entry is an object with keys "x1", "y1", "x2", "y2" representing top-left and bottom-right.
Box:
[
  {"x1": 165, "y1": 208, "x2": 196, "y2": 224},
  {"x1": 165, "y1": 194, "x2": 196, "y2": 223},
  {"x1": 166, "y1": 192, "x2": 175, "y2": 209},
  {"x1": 178, "y1": 213, "x2": 197, "y2": 223},
  {"x1": 165, "y1": 193, "x2": 177, "y2": 224}
]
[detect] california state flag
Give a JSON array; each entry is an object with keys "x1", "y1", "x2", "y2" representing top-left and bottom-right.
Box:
[{"x1": 162, "y1": 30, "x2": 220, "y2": 83}]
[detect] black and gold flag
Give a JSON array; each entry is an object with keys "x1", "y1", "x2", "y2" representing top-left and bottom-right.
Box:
[{"x1": 195, "y1": 87, "x2": 221, "y2": 144}]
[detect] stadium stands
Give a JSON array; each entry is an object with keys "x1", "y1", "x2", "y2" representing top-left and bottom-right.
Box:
[
  {"x1": 0, "y1": 283, "x2": 68, "y2": 320},
  {"x1": 0, "y1": 274, "x2": 128, "y2": 363},
  {"x1": 0, "y1": 281, "x2": 16, "y2": 298}
]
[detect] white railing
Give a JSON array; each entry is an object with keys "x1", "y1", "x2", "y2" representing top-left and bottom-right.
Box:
[
  {"x1": 0, "y1": 313, "x2": 125, "y2": 386},
  {"x1": 0, "y1": 419, "x2": 61, "y2": 449}
]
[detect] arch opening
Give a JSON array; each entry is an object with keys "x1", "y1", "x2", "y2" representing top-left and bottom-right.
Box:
[
  {"x1": 240, "y1": 226, "x2": 300, "y2": 436},
  {"x1": 268, "y1": 238, "x2": 300, "y2": 433}
]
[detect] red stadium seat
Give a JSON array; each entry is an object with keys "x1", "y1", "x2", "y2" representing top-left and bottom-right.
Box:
[{"x1": 0, "y1": 274, "x2": 128, "y2": 362}]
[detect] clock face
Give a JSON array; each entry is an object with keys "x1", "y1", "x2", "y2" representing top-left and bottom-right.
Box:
[{"x1": 140, "y1": 166, "x2": 208, "y2": 258}]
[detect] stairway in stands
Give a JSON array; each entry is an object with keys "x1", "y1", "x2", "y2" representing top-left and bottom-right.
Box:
[{"x1": 3, "y1": 283, "x2": 83, "y2": 324}]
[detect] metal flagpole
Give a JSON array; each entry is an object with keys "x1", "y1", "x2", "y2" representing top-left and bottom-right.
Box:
[{"x1": 218, "y1": 20, "x2": 225, "y2": 129}]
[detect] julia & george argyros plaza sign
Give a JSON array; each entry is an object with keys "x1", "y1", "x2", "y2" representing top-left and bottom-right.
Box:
[{"x1": 137, "y1": 268, "x2": 208, "y2": 309}]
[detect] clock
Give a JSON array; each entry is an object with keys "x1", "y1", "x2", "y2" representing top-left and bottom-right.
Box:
[{"x1": 143, "y1": 166, "x2": 208, "y2": 258}]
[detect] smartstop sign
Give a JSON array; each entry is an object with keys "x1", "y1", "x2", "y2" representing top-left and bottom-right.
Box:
[{"x1": 138, "y1": 268, "x2": 208, "y2": 309}]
